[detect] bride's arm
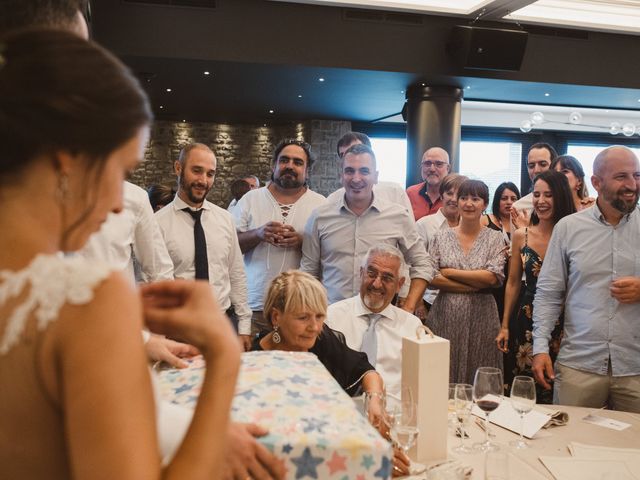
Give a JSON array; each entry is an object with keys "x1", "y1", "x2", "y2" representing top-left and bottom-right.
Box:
[{"x1": 55, "y1": 274, "x2": 239, "y2": 480}]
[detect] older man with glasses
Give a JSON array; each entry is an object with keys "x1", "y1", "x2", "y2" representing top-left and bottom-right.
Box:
[{"x1": 406, "y1": 147, "x2": 451, "y2": 221}]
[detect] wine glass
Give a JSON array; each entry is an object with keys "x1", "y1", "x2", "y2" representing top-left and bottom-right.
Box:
[
  {"x1": 473, "y1": 367, "x2": 503, "y2": 452},
  {"x1": 453, "y1": 383, "x2": 473, "y2": 454},
  {"x1": 389, "y1": 387, "x2": 419, "y2": 458},
  {"x1": 509, "y1": 376, "x2": 536, "y2": 449},
  {"x1": 448, "y1": 383, "x2": 457, "y2": 428}
]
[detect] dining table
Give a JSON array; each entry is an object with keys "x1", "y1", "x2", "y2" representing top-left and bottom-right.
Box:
[{"x1": 403, "y1": 403, "x2": 640, "y2": 479}]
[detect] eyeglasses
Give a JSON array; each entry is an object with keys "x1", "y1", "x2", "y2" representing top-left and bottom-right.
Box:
[
  {"x1": 421, "y1": 161, "x2": 448, "y2": 169},
  {"x1": 365, "y1": 268, "x2": 396, "y2": 284}
]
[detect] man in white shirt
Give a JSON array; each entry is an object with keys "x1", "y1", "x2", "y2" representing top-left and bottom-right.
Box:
[
  {"x1": 81, "y1": 181, "x2": 174, "y2": 283},
  {"x1": 301, "y1": 143, "x2": 433, "y2": 312},
  {"x1": 511, "y1": 143, "x2": 557, "y2": 228},
  {"x1": 155, "y1": 143, "x2": 253, "y2": 350},
  {"x1": 233, "y1": 139, "x2": 326, "y2": 336},
  {"x1": 80, "y1": 181, "x2": 194, "y2": 366},
  {"x1": 326, "y1": 245, "x2": 422, "y2": 398}
]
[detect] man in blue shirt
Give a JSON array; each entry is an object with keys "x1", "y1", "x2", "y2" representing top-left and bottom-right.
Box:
[{"x1": 532, "y1": 146, "x2": 640, "y2": 412}]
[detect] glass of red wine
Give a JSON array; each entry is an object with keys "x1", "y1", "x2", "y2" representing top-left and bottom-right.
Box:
[{"x1": 472, "y1": 366, "x2": 503, "y2": 452}]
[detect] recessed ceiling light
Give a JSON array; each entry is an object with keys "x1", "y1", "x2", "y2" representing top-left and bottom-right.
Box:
[
  {"x1": 318, "y1": 77, "x2": 325, "y2": 82},
  {"x1": 400, "y1": 90, "x2": 404, "y2": 94},
  {"x1": 269, "y1": 109, "x2": 274, "y2": 114},
  {"x1": 166, "y1": 88, "x2": 172, "y2": 92},
  {"x1": 637, "y1": 99, "x2": 640, "y2": 102},
  {"x1": 421, "y1": 83, "x2": 426, "y2": 87},
  {"x1": 544, "y1": 93, "x2": 550, "y2": 97},
  {"x1": 204, "y1": 71, "x2": 210, "y2": 75},
  {"x1": 298, "y1": 94, "x2": 303, "y2": 98},
  {"x1": 159, "y1": 105, "x2": 164, "y2": 109},
  {"x1": 263, "y1": 123, "x2": 267, "y2": 127},
  {"x1": 465, "y1": 86, "x2": 471, "y2": 89}
]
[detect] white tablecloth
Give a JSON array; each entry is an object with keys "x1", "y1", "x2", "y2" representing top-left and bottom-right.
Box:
[{"x1": 406, "y1": 406, "x2": 640, "y2": 479}]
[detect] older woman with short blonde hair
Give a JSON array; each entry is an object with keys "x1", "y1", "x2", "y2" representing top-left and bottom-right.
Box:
[{"x1": 255, "y1": 270, "x2": 383, "y2": 395}]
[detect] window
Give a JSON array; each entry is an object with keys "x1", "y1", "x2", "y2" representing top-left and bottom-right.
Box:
[
  {"x1": 459, "y1": 141, "x2": 522, "y2": 206},
  {"x1": 566, "y1": 145, "x2": 640, "y2": 198},
  {"x1": 369, "y1": 137, "x2": 407, "y2": 187}
]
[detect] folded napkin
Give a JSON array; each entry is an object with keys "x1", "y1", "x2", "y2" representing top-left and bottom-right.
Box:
[
  {"x1": 568, "y1": 442, "x2": 640, "y2": 472},
  {"x1": 538, "y1": 407, "x2": 569, "y2": 428},
  {"x1": 540, "y1": 456, "x2": 638, "y2": 480}
]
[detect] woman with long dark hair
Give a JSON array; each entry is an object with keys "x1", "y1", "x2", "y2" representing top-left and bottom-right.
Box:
[
  {"x1": 495, "y1": 170, "x2": 576, "y2": 402},
  {"x1": 552, "y1": 154, "x2": 596, "y2": 211},
  {"x1": 0, "y1": 30, "x2": 239, "y2": 479}
]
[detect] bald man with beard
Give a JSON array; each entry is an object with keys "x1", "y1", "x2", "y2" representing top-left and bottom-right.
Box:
[{"x1": 532, "y1": 146, "x2": 640, "y2": 412}]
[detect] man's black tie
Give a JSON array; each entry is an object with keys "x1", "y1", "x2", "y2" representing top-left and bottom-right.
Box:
[{"x1": 183, "y1": 208, "x2": 209, "y2": 280}]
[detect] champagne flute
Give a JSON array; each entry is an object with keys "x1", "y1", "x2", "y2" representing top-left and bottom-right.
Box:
[
  {"x1": 448, "y1": 383, "x2": 457, "y2": 428},
  {"x1": 473, "y1": 367, "x2": 503, "y2": 452},
  {"x1": 452, "y1": 383, "x2": 473, "y2": 454},
  {"x1": 509, "y1": 376, "x2": 536, "y2": 449}
]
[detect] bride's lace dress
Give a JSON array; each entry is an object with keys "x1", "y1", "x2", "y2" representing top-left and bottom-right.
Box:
[{"x1": 0, "y1": 254, "x2": 112, "y2": 478}]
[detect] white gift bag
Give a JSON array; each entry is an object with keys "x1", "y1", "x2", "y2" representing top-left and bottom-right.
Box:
[{"x1": 402, "y1": 325, "x2": 450, "y2": 463}]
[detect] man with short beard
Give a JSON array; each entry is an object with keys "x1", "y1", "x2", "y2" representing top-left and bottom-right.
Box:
[
  {"x1": 532, "y1": 146, "x2": 640, "y2": 412},
  {"x1": 233, "y1": 139, "x2": 325, "y2": 336},
  {"x1": 156, "y1": 143, "x2": 252, "y2": 350},
  {"x1": 325, "y1": 245, "x2": 422, "y2": 399}
]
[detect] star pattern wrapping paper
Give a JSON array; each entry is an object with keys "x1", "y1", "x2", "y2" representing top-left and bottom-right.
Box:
[{"x1": 157, "y1": 351, "x2": 392, "y2": 479}]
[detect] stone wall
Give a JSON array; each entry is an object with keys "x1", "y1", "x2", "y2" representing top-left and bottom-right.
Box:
[{"x1": 131, "y1": 119, "x2": 351, "y2": 207}]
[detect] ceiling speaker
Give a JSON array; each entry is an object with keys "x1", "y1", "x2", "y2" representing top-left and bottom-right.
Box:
[{"x1": 448, "y1": 26, "x2": 528, "y2": 72}]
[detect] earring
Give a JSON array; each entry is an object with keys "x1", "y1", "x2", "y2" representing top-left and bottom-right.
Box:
[{"x1": 272, "y1": 325, "x2": 281, "y2": 344}]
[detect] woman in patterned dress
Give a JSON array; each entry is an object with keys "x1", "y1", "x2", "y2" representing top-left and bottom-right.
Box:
[
  {"x1": 495, "y1": 170, "x2": 576, "y2": 402},
  {"x1": 426, "y1": 180, "x2": 507, "y2": 385}
]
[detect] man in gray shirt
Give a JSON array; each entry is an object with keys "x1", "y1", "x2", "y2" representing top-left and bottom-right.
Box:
[
  {"x1": 301, "y1": 144, "x2": 433, "y2": 314},
  {"x1": 532, "y1": 145, "x2": 640, "y2": 412}
]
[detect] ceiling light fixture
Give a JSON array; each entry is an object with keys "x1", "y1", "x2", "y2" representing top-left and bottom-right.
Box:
[
  {"x1": 318, "y1": 77, "x2": 325, "y2": 82},
  {"x1": 159, "y1": 105, "x2": 164, "y2": 109},
  {"x1": 520, "y1": 110, "x2": 638, "y2": 137},
  {"x1": 166, "y1": 88, "x2": 172, "y2": 92},
  {"x1": 298, "y1": 94, "x2": 303, "y2": 98},
  {"x1": 544, "y1": 93, "x2": 550, "y2": 97},
  {"x1": 204, "y1": 71, "x2": 210, "y2": 75},
  {"x1": 269, "y1": 109, "x2": 274, "y2": 114}
]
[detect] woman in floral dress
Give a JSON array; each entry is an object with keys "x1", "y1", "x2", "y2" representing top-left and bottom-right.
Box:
[
  {"x1": 426, "y1": 180, "x2": 507, "y2": 385},
  {"x1": 495, "y1": 170, "x2": 575, "y2": 403}
]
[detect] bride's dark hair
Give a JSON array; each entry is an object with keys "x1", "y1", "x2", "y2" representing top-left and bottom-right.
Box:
[
  {"x1": 0, "y1": 29, "x2": 152, "y2": 248},
  {"x1": 0, "y1": 28, "x2": 152, "y2": 180}
]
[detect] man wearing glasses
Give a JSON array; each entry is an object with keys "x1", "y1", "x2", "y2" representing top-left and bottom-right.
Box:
[
  {"x1": 406, "y1": 147, "x2": 451, "y2": 221},
  {"x1": 325, "y1": 245, "x2": 422, "y2": 400}
]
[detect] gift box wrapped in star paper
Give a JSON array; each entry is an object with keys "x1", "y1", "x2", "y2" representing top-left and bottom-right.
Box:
[{"x1": 157, "y1": 350, "x2": 393, "y2": 480}]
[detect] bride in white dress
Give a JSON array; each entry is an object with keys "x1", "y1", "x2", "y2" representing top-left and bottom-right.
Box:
[{"x1": 0, "y1": 29, "x2": 240, "y2": 479}]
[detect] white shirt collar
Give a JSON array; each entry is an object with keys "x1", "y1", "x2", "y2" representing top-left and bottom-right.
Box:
[
  {"x1": 172, "y1": 194, "x2": 211, "y2": 212},
  {"x1": 354, "y1": 294, "x2": 395, "y2": 320}
]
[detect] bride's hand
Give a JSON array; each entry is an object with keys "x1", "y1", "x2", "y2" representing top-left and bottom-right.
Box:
[{"x1": 140, "y1": 280, "x2": 239, "y2": 358}]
